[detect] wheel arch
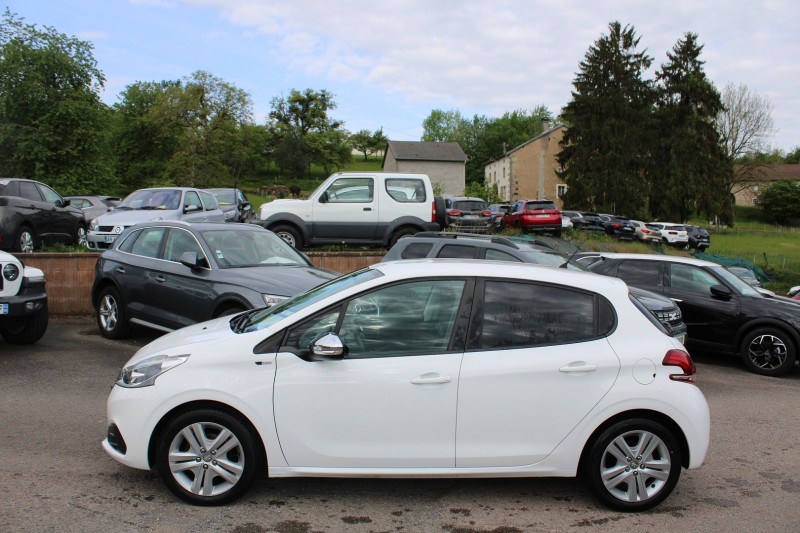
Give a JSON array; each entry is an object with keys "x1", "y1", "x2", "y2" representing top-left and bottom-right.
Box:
[
  {"x1": 259, "y1": 214, "x2": 309, "y2": 242},
  {"x1": 91, "y1": 277, "x2": 122, "y2": 308},
  {"x1": 212, "y1": 296, "x2": 253, "y2": 318},
  {"x1": 578, "y1": 409, "x2": 691, "y2": 472},
  {"x1": 382, "y1": 218, "x2": 429, "y2": 247},
  {"x1": 733, "y1": 318, "x2": 800, "y2": 351},
  {"x1": 147, "y1": 400, "x2": 268, "y2": 474}
]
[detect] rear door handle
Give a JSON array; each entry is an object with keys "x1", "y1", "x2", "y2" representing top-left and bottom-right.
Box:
[
  {"x1": 363, "y1": 207, "x2": 372, "y2": 211},
  {"x1": 115, "y1": 266, "x2": 125, "y2": 274},
  {"x1": 411, "y1": 375, "x2": 452, "y2": 385},
  {"x1": 559, "y1": 362, "x2": 598, "y2": 373},
  {"x1": 154, "y1": 275, "x2": 166, "y2": 283}
]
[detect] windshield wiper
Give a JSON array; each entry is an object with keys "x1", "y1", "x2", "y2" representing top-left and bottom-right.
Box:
[{"x1": 230, "y1": 308, "x2": 261, "y2": 333}]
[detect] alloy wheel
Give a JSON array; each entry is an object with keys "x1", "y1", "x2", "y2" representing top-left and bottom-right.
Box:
[{"x1": 599, "y1": 429, "x2": 672, "y2": 503}]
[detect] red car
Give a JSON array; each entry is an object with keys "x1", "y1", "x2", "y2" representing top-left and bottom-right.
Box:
[{"x1": 503, "y1": 199, "x2": 562, "y2": 236}]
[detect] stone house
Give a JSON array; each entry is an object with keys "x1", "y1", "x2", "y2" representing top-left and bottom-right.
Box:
[
  {"x1": 733, "y1": 164, "x2": 800, "y2": 206},
  {"x1": 382, "y1": 141, "x2": 467, "y2": 197},
  {"x1": 484, "y1": 123, "x2": 568, "y2": 207}
]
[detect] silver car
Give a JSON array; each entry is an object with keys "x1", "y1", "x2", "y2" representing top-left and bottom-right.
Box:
[{"x1": 87, "y1": 188, "x2": 225, "y2": 250}]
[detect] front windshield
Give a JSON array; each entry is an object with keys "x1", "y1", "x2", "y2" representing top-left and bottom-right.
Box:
[
  {"x1": 210, "y1": 190, "x2": 235, "y2": 205},
  {"x1": 713, "y1": 266, "x2": 761, "y2": 297},
  {"x1": 202, "y1": 228, "x2": 308, "y2": 267},
  {"x1": 241, "y1": 268, "x2": 384, "y2": 333},
  {"x1": 118, "y1": 189, "x2": 181, "y2": 210}
]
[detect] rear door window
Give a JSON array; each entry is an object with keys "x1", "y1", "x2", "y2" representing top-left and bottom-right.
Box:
[{"x1": 616, "y1": 260, "x2": 664, "y2": 288}]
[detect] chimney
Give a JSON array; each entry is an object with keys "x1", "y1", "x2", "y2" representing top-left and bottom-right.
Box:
[{"x1": 542, "y1": 120, "x2": 550, "y2": 132}]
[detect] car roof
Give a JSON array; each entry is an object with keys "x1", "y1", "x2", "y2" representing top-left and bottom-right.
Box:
[
  {"x1": 595, "y1": 252, "x2": 718, "y2": 268},
  {"x1": 373, "y1": 258, "x2": 627, "y2": 295},
  {"x1": 125, "y1": 220, "x2": 266, "y2": 232}
]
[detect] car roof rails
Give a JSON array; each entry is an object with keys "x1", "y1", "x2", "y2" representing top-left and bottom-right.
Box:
[{"x1": 412, "y1": 232, "x2": 521, "y2": 249}]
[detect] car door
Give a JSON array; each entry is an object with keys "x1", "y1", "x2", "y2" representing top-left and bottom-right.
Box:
[
  {"x1": 456, "y1": 279, "x2": 619, "y2": 467},
  {"x1": 311, "y1": 176, "x2": 379, "y2": 241},
  {"x1": 273, "y1": 278, "x2": 470, "y2": 468},
  {"x1": 181, "y1": 190, "x2": 212, "y2": 222},
  {"x1": 663, "y1": 262, "x2": 741, "y2": 347},
  {"x1": 36, "y1": 182, "x2": 77, "y2": 242},
  {"x1": 116, "y1": 226, "x2": 168, "y2": 325}
]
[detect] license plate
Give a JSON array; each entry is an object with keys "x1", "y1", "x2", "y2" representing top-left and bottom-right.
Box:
[
  {"x1": 103, "y1": 235, "x2": 117, "y2": 243},
  {"x1": 536, "y1": 214, "x2": 550, "y2": 218},
  {"x1": 0, "y1": 303, "x2": 8, "y2": 314},
  {"x1": 464, "y1": 215, "x2": 478, "y2": 219}
]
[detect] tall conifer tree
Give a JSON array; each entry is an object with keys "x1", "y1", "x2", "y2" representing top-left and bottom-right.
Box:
[
  {"x1": 558, "y1": 22, "x2": 654, "y2": 217},
  {"x1": 652, "y1": 33, "x2": 730, "y2": 222}
]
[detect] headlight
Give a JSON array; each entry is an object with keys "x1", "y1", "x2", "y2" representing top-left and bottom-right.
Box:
[
  {"x1": 263, "y1": 294, "x2": 289, "y2": 307},
  {"x1": 3, "y1": 263, "x2": 19, "y2": 281},
  {"x1": 89, "y1": 219, "x2": 99, "y2": 231},
  {"x1": 117, "y1": 354, "x2": 189, "y2": 388}
]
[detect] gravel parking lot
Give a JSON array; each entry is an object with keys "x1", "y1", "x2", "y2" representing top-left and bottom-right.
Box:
[{"x1": 1, "y1": 317, "x2": 799, "y2": 532}]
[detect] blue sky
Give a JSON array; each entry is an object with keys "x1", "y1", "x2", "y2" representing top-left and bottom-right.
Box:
[{"x1": 8, "y1": 0, "x2": 800, "y2": 151}]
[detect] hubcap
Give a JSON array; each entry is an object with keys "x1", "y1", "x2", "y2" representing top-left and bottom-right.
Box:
[
  {"x1": 600, "y1": 430, "x2": 671, "y2": 503},
  {"x1": 20, "y1": 232, "x2": 34, "y2": 253},
  {"x1": 276, "y1": 231, "x2": 295, "y2": 247},
  {"x1": 99, "y1": 294, "x2": 118, "y2": 331},
  {"x1": 748, "y1": 334, "x2": 787, "y2": 370},
  {"x1": 168, "y1": 422, "x2": 244, "y2": 497}
]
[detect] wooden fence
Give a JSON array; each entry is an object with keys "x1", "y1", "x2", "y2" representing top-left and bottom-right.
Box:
[{"x1": 14, "y1": 251, "x2": 385, "y2": 316}]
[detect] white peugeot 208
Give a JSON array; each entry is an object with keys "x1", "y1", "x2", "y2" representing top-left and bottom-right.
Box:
[{"x1": 103, "y1": 259, "x2": 710, "y2": 511}]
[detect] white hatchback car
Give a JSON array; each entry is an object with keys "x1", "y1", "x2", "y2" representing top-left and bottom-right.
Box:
[
  {"x1": 649, "y1": 223, "x2": 689, "y2": 247},
  {"x1": 103, "y1": 260, "x2": 710, "y2": 511}
]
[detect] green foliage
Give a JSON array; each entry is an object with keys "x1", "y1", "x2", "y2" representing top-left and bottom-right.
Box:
[
  {"x1": 463, "y1": 181, "x2": 501, "y2": 204},
  {"x1": 268, "y1": 89, "x2": 351, "y2": 179},
  {"x1": 651, "y1": 32, "x2": 731, "y2": 223},
  {"x1": 785, "y1": 146, "x2": 800, "y2": 164},
  {"x1": 349, "y1": 128, "x2": 387, "y2": 160},
  {"x1": 559, "y1": 22, "x2": 654, "y2": 216},
  {"x1": 757, "y1": 179, "x2": 800, "y2": 224},
  {"x1": 0, "y1": 9, "x2": 114, "y2": 194}
]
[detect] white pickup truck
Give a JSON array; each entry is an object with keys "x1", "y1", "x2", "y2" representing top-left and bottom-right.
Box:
[{"x1": 255, "y1": 172, "x2": 445, "y2": 249}]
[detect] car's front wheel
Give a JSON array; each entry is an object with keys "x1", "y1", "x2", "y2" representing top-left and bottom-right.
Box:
[
  {"x1": 74, "y1": 223, "x2": 87, "y2": 247},
  {"x1": 585, "y1": 418, "x2": 682, "y2": 512},
  {"x1": 740, "y1": 327, "x2": 797, "y2": 376},
  {"x1": 96, "y1": 286, "x2": 130, "y2": 339},
  {"x1": 0, "y1": 303, "x2": 49, "y2": 344},
  {"x1": 15, "y1": 226, "x2": 36, "y2": 253},
  {"x1": 156, "y1": 409, "x2": 261, "y2": 505},
  {"x1": 271, "y1": 224, "x2": 303, "y2": 250}
]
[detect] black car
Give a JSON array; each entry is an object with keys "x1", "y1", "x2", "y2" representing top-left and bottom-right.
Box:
[
  {"x1": 0, "y1": 178, "x2": 87, "y2": 252},
  {"x1": 383, "y1": 232, "x2": 687, "y2": 342},
  {"x1": 91, "y1": 221, "x2": 338, "y2": 338},
  {"x1": 685, "y1": 225, "x2": 711, "y2": 250},
  {"x1": 444, "y1": 197, "x2": 492, "y2": 233},
  {"x1": 600, "y1": 215, "x2": 636, "y2": 240},
  {"x1": 206, "y1": 188, "x2": 254, "y2": 223},
  {"x1": 589, "y1": 253, "x2": 800, "y2": 376},
  {"x1": 569, "y1": 211, "x2": 605, "y2": 232}
]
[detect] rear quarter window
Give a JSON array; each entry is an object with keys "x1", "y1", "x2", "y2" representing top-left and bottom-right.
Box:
[{"x1": 385, "y1": 178, "x2": 426, "y2": 203}]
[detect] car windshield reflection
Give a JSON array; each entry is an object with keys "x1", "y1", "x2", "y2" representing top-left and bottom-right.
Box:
[{"x1": 201, "y1": 229, "x2": 307, "y2": 268}]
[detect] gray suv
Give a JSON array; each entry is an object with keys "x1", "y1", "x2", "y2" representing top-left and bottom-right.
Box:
[{"x1": 383, "y1": 232, "x2": 687, "y2": 342}]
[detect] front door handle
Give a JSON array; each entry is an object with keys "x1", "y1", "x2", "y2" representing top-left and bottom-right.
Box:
[
  {"x1": 115, "y1": 266, "x2": 126, "y2": 274},
  {"x1": 411, "y1": 375, "x2": 452, "y2": 385},
  {"x1": 559, "y1": 362, "x2": 598, "y2": 373},
  {"x1": 154, "y1": 275, "x2": 166, "y2": 283},
  {"x1": 363, "y1": 207, "x2": 372, "y2": 211}
]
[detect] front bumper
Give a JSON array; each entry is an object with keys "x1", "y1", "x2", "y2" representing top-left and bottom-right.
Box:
[
  {"x1": 0, "y1": 288, "x2": 47, "y2": 318},
  {"x1": 102, "y1": 383, "x2": 164, "y2": 471}
]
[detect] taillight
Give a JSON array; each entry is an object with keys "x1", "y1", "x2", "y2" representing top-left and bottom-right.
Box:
[
  {"x1": 662, "y1": 349, "x2": 696, "y2": 383},
  {"x1": 431, "y1": 201, "x2": 436, "y2": 222},
  {"x1": 611, "y1": 223, "x2": 621, "y2": 228},
  {"x1": 447, "y1": 209, "x2": 462, "y2": 217},
  {"x1": 482, "y1": 210, "x2": 491, "y2": 216}
]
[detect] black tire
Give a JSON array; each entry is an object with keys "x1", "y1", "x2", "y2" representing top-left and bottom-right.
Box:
[
  {"x1": 14, "y1": 226, "x2": 36, "y2": 253},
  {"x1": 96, "y1": 286, "x2": 130, "y2": 339},
  {"x1": 74, "y1": 223, "x2": 87, "y2": 247},
  {"x1": 584, "y1": 418, "x2": 682, "y2": 512},
  {"x1": 740, "y1": 327, "x2": 797, "y2": 376},
  {"x1": 0, "y1": 303, "x2": 49, "y2": 344},
  {"x1": 388, "y1": 227, "x2": 418, "y2": 249},
  {"x1": 553, "y1": 228, "x2": 562, "y2": 238},
  {"x1": 434, "y1": 196, "x2": 446, "y2": 229},
  {"x1": 271, "y1": 224, "x2": 303, "y2": 250},
  {"x1": 156, "y1": 408, "x2": 261, "y2": 505}
]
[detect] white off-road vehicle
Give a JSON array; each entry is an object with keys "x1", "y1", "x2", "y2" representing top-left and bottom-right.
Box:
[{"x1": 0, "y1": 250, "x2": 48, "y2": 344}]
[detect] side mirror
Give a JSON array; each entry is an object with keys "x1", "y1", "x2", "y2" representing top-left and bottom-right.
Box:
[
  {"x1": 310, "y1": 333, "x2": 345, "y2": 360},
  {"x1": 184, "y1": 204, "x2": 202, "y2": 213},
  {"x1": 179, "y1": 251, "x2": 205, "y2": 271},
  {"x1": 710, "y1": 284, "x2": 732, "y2": 300}
]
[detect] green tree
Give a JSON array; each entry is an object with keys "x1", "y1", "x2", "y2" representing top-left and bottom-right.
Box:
[
  {"x1": 786, "y1": 147, "x2": 800, "y2": 164},
  {"x1": 558, "y1": 22, "x2": 654, "y2": 216},
  {"x1": 268, "y1": 89, "x2": 350, "y2": 178},
  {"x1": 350, "y1": 127, "x2": 387, "y2": 160},
  {"x1": 111, "y1": 80, "x2": 181, "y2": 192},
  {"x1": 148, "y1": 70, "x2": 254, "y2": 187},
  {"x1": 422, "y1": 109, "x2": 469, "y2": 142},
  {"x1": 0, "y1": 10, "x2": 114, "y2": 194},
  {"x1": 651, "y1": 32, "x2": 730, "y2": 223},
  {"x1": 758, "y1": 179, "x2": 800, "y2": 224}
]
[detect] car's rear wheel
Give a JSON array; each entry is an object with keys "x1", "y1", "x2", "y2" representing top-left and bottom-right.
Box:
[
  {"x1": 156, "y1": 409, "x2": 260, "y2": 505},
  {"x1": 585, "y1": 418, "x2": 681, "y2": 512},
  {"x1": 740, "y1": 327, "x2": 796, "y2": 376},
  {"x1": 74, "y1": 223, "x2": 87, "y2": 247},
  {"x1": 271, "y1": 224, "x2": 303, "y2": 250},
  {"x1": 388, "y1": 227, "x2": 418, "y2": 248},
  {"x1": 0, "y1": 303, "x2": 48, "y2": 344},
  {"x1": 96, "y1": 286, "x2": 130, "y2": 339}
]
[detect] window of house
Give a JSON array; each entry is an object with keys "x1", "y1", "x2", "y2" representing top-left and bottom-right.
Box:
[{"x1": 556, "y1": 184, "x2": 567, "y2": 198}]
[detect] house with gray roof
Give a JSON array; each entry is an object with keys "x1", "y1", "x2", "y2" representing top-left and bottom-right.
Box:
[{"x1": 382, "y1": 141, "x2": 466, "y2": 196}]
